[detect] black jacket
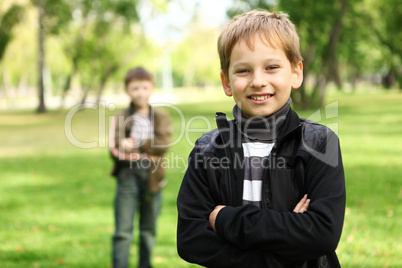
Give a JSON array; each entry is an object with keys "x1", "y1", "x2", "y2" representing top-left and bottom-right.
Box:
[{"x1": 177, "y1": 109, "x2": 345, "y2": 267}]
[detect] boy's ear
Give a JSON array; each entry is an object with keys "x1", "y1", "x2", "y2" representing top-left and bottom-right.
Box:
[
  {"x1": 220, "y1": 71, "x2": 232, "y2": 97},
  {"x1": 291, "y1": 61, "x2": 304, "y2": 90}
]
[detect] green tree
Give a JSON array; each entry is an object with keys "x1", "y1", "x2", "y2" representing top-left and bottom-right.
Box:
[
  {"x1": 169, "y1": 2, "x2": 222, "y2": 88},
  {"x1": 227, "y1": 0, "x2": 349, "y2": 109},
  {"x1": 336, "y1": 0, "x2": 376, "y2": 90},
  {"x1": 171, "y1": 25, "x2": 221, "y2": 88},
  {"x1": 30, "y1": 0, "x2": 153, "y2": 112},
  {"x1": 0, "y1": 4, "x2": 23, "y2": 62},
  {"x1": 68, "y1": 0, "x2": 140, "y2": 105},
  {"x1": 58, "y1": 0, "x2": 170, "y2": 106},
  {"x1": 31, "y1": 0, "x2": 72, "y2": 113},
  {"x1": 280, "y1": 0, "x2": 348, "y2": 108},
  {"x1": 0, "y1": 3, "x2": 23, "y2": 108},
  {"x1": 362, "y1": 0, "x2": 402, "y2": 88}
]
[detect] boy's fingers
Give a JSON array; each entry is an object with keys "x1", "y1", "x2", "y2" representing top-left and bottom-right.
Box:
[
  {"x1": 301, "y1": 199, "x2": 310, "y2": 212},
  {"x1": 209, "y1": 205, "x2": 226, "y2": 232},
  {"x1": 293, "y1": 204, "x2": 301, "y2": 212},
  {"x1": 294, "y1": 194, "x2": 307, "y2": 210},
  {"x1": 293, "y1": 194, "x2": 308, "y2": 213}
]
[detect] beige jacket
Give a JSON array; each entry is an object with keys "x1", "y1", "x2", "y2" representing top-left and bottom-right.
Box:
[{"x1": 109, "y1": 103, "x2": 172, "y2": 193}]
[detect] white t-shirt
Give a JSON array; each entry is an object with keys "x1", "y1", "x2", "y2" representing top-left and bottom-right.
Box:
[{"x1": 130, "y1": 113, "x2": 154, "y2": 147}]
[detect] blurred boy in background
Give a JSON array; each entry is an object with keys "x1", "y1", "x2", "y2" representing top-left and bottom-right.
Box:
[{"x1": 109, "y1": 67, "x2": 172, "y2": 268}]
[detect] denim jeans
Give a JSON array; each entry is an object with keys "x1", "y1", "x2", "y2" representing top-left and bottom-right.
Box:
[{"x1": 112, "y1": 166, "x2": 161, "y2": 268}]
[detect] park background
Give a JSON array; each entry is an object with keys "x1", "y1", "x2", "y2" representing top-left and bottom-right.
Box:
[{"x1": 0, "y1": 0, "x2": 401, "y2": 267}]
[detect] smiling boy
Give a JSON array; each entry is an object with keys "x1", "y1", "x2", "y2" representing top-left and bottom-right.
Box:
[{"x1": 177, "y1": 10, "x2": 345, "y2": 267}]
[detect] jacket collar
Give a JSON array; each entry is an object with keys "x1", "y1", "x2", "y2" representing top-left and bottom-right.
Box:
[
  {"x1": 216, "y1": 107, "x2": 302, "y2": 148},
  {"x1": 126, "y1": 102, "x2": 152, "y2": 117},
  {"x1": 276, "y1": 109, "x2": 302, "y2": 146},
  {"x1": 232, "y1": 98, "x2": 291, "y2": 141}
]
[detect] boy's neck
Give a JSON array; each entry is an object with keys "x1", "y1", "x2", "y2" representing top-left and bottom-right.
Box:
[
  {"x1": 233, "y1": 98, "x2": 291, "y2": 141},
  {"x1": 132, "y1": 103, "x2": 150, "y2": 115}
]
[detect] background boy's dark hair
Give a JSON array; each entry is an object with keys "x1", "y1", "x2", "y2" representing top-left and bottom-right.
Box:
[{"x1": 124, "y1": 67, "x2": 154, "y2": 87}]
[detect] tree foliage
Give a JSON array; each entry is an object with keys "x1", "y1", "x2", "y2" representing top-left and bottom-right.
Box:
[
  {"x1": 57, "y1": 0, "x2": 142, "y2": 105},
  {"x1": 2, "y1": 0, "x2": 401, "y2": 112},
  {"x1": 362, "y1": 0, "x2": 402, "y2": 88},
  {"x1": 227, "y1": 0, "x2": 402, "y2": 108},
  {"x1": 171, "y1": 25, "x2": 221, "y2": 88},
  {"x1": 0, "y1": 4, "x2": 24, "y2": 62},
  {"x1": 28, "y1": 0, "x2": 148, "y2": 111},
  {"x1": 31, "y1": 0, "x2": 73, "y2": 113}
]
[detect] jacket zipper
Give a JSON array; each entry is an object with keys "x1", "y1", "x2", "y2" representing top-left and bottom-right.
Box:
[{"x1": 262, "y1": 123, "x2": 302, "y2": 209}]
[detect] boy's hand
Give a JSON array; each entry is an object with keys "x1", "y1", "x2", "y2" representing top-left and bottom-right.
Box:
[
  {"x1": 293, "y1": 194, "x2": 310, "y2": 213},
  {"x1": 209, "y1": 195, "x2": 309, "y2": 232},
  {"x1": 209, "y1": 205, "x2": 226, "y2": 232},
  {"x1": 121, "y1": 138, "x2": 137, "y2": 152}
]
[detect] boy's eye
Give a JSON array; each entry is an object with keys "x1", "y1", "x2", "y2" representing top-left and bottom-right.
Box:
[
  {"x1": 267, "y1": 65, "x2": 279, "y2": 70},
  {"x1": 236, "y1": 69, "x2": 249, "y2": 74}
]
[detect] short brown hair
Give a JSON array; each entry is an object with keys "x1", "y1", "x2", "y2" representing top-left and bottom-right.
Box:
[
  {"x1": 218, "y1": 10, "x2": 303, "y2": 78},
  {"x1": 124, "y1": 67, "x2": 154, "y2": 87}
]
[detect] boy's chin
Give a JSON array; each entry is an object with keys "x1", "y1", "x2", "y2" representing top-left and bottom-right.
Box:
[
  {"x1": 242, "y1": 109, "x2": 276, "y2": 118},
  {"x1": 132, "y1": 101, "x2": 149, "y2": 108}
]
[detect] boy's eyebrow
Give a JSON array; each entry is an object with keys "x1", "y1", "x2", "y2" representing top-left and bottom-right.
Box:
[{"x1": 231, "y1": 57, "x2": 284, "y2": 68}]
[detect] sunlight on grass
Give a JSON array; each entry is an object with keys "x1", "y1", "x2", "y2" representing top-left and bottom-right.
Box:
[{"x1": 0, "y1": 91, "x2": 401, "y2": 267}]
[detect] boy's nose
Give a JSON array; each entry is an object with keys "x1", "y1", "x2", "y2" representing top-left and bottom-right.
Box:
[{"x1": 250, "y1": 71, "x2": 268, "y2": 88}]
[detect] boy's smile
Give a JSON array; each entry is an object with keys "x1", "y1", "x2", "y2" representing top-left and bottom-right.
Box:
[{"x1": 221, "y1": 34, "x2": 303, "y2": 117}]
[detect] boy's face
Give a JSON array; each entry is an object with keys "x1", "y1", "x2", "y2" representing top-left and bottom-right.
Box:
[
  {"x1": 221, "y1": 34, "x2": 303, "y2": 117},
  {"x1": 126, "y1": 79, "x2": 154, "y2": 109}
]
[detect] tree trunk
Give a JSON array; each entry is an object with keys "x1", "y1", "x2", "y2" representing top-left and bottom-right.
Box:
[
  {"x1": 318, "y1": 75, "x2": 328, "y2": 108},
  {"x1": 96, "y1": 82, "x2": 105, "y2": 105},
  {"x1": 350, "y1": 69, "x2": 358, "y2": 91},
  {"x1": 80, "y1": 87, "x2": 90, "y2": 105},
  {"x1": 292, "y1": 32, "x2": 316, "y2": 110},
  {"x1": 36, "y1": 4, "x2": 46, "y2": 113},
  {"x1": 96, "y1": 64, "x2": 117, "y2": 104},
  {"x1": 325, "y1": 0, "x2": 347, "y2": 90},
  {"x1": 59, "y1": 74, "x2": 72, "y2": 110},
  {"x1": 311, "y1": 74, "x2": 327, "y2": 108},
  {"x1": 300, "y1": 41, "x2": 316, "y2": 109},
  {"x1": 306, "y1": 0, "x2": 347, "y2": 109},
  {"x1": 59, "y1": 34, "x2": 83, "y2": 110}
]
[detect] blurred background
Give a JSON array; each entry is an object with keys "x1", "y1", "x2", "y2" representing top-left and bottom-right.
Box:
[
  {"x1": 0, "y1": 0, "x2": 401, "y2": 267},
  {"x1": 0, "y1": 0, "x2": 401, "y2": 111}
]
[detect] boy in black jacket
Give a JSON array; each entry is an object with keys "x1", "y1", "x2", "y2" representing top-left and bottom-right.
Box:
[{"x1": 177, "y1": 10, "x2": 345, "y2": 267}]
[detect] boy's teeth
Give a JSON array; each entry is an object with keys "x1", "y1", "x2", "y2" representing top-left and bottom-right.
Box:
[{"x1": 251, "y1": 95, "x2": 270, "y2": 100}]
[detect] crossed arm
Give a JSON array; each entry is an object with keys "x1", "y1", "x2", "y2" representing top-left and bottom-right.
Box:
[
  {"x1": 178, "y1": 131, "x2": 345, "y2": 267},
  {"x1": 209, "y1": 194, "x2": 310, "y2": 232},
  {"x1": 177, "y1": 151, "x2": 344, "y2": 266}
]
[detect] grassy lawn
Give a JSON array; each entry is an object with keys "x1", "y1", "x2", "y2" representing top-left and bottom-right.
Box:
[{"x1": 0, "y1": 91, "x2": 401, "y2": 267}]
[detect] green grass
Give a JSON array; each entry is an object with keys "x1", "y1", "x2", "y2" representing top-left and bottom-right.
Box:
[{"x1": 0, "y1": 90, "x2": 401, "y2": 267}]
